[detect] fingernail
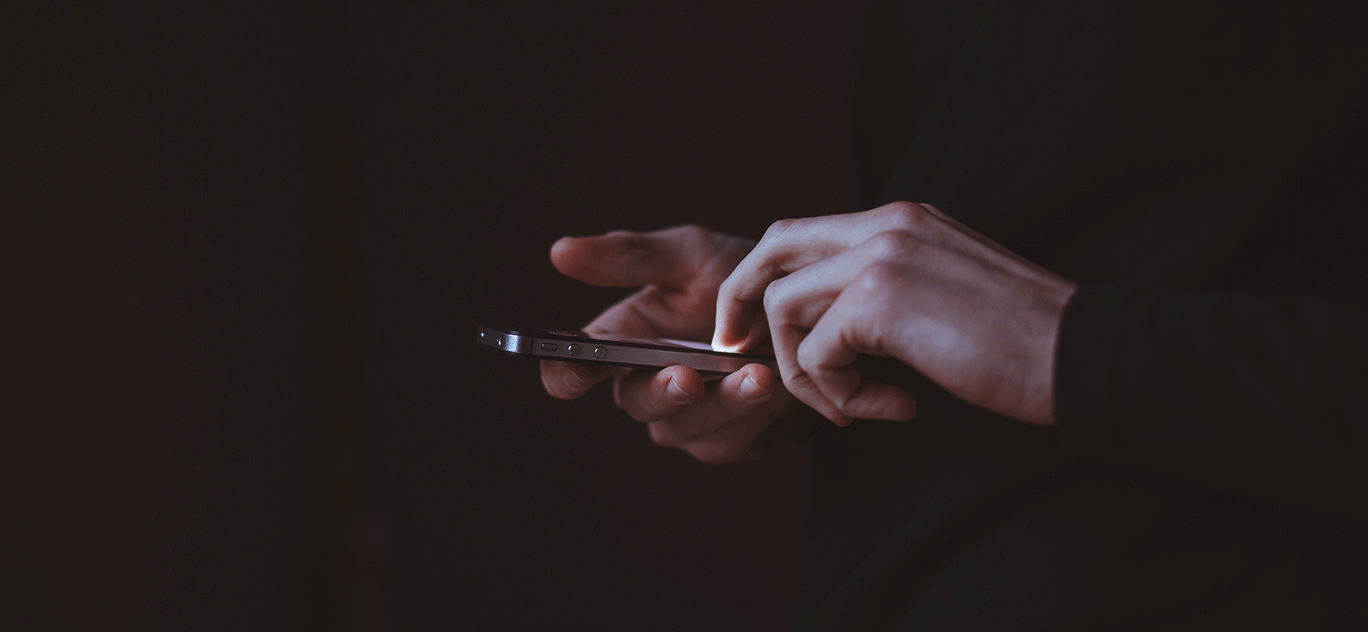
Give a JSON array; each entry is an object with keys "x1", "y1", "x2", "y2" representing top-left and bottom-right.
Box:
[
  {"x1": 561, "y1": 368, "x2": 586, "y2": 391},
  {"x1": 667, "y1": 378, "x2": 697, "y2": 403},
  {"x1": 739, "y1": 374, "x2": 770, "y2": 401}
]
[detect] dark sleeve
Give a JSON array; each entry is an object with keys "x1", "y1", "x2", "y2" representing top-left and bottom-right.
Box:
[{"x1": 1055, "y1": 284, "x2": 1368, "y2": 519}]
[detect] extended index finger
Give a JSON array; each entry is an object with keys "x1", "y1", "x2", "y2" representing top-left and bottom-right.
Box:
[
  {"x1": 713, "y1": 205, "x2": 914, "y2": 351},
  {"x1": 551, "y1": 225, "x2": 733, "y2": 290}
]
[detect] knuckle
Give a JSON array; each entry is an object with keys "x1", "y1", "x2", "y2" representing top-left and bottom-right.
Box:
[
  {"x1": 676, "y1": 223, "x2": 710, "y2": 246},
  {"x1": 762, "y1": 278, "x2": 786, "y2": 314},
  {"x1": 762, "y1": 218, "x2": 796, "y2": 243},
  {"x1": 834, "y1": 394, "x2": 861, "y2": 417},
  {"x1": 607, "y1": 231, "x2": 652, "y2": 272},
  {"x1": 867, "y1": 230, "x2": 916, "y2": 258},
  {"x1": 795, "y1": 341, "x2": 823, "y2": 373},
  {"x1": 881, "y1": 201, "x2": 927, "y2": 231},
  {"x1": 605, "y1": 229, "x2": 641, "y2": 247},
  {"x1": 917, "y1": 202, "x2": 946, "y2": 218},
  {"x1": 717, "y1": 273, "x2": 738, "y2": 298},
  {"x1": 854, "y1": 261, "x2": 903, "y2": 296}
]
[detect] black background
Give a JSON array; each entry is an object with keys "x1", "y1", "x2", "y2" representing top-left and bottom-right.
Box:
[{"x1": 10, "y1": 2, "x2": 866, "y2": 630}]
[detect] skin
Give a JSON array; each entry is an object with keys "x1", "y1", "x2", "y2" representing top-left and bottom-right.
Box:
[
  {"x1": 714, "y1": 201, "x2": 1077, "y2": 427},
  {"x1": 543, "y1": 202, "x2": 1078, "y2": 463},
  {"x1": 539, "y1": 225, "x2": 794, "y2": 464}
]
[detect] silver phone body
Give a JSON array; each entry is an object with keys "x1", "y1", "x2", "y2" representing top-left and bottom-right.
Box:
[{"x1": 477, "y1": 324, "x2": 776, "y2": 374}]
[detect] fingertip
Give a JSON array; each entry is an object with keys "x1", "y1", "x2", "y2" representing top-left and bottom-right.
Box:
[
  {"x1": 716, "y1": 362, "x2": 770, "y2": 401},
  {"x1": 711, "y1": 295, "x2": 743, "y2": 350},
  {"x1": 539, "y1": 361, "x2": 571, "y2": 399},
  {"x1": 663, "y1": 365, "x2": 705, "y2": 402},
  {"x1": 711, "y1": 303, "x2": 768, "y2": 353},
  {"x1": 549, "y1": 236, "x2": 581, "y2": 273},
  {"x1": 541, "y1": 360, "x2": 593, "y2": 399},
  {"x1": 818, "y1": 395, "x2": 853, "y2": 426},
  {"x1": 710, "y1": 330, "x2": 745, "y2": 353}
]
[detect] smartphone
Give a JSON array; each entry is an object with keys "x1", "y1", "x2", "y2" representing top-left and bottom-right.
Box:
[{"x1": 477, "y1": 324, "x2": 776, "y2": 375}]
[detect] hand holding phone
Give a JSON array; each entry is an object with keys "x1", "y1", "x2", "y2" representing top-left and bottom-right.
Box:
[{"x1": 529, "y1": 225, "x2": 798, "y2": 464}]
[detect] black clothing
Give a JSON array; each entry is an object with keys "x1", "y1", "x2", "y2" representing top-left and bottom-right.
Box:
[{"x1": 800, "y1": 2, "x2": 1368, "y2": 629}]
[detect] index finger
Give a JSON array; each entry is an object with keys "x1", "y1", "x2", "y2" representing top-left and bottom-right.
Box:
[
  {"x1": 713, "y1": 206, "x2": 910, "y2": 351},
  {"x1": 551, "y1": 225, "x2": 735, "y2": 291}
]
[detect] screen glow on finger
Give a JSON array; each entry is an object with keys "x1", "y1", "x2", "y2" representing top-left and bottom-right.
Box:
[{"x1": 710, "y1": 339, "x2": 746, "y2": 353}]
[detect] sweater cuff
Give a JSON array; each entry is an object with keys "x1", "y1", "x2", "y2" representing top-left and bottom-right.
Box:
[{"x1": 1054, "y1": 284, "x2": 1135, "y2": 462}]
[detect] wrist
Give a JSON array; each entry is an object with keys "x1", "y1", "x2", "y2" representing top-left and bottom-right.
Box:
[{"x1": 1024, "y1": 278, "x2": 1078, "y2": 426}]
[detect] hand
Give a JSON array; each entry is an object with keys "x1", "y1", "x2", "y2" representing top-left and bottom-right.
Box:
[
  {"x1": 713, "y1": 202, "x2": 1077, "y2": 426},
  {"x1": 541, "y1": 225, "x2": 797, "y2": 463}
]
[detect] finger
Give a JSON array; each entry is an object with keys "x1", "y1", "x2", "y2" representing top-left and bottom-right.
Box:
[
  {"x1": 647, "y1": 363, "x2": 779, "y2": 438},
  {"x1": 756, "y1": 232, "x2": 921, "y2": 424},
  {"x1": 550, "y1": 225, "x2": 735, "y2": 290},
  {"x1": 770, "y1": 321, "x2": 851, "y2": 427},
  {"x1": 612, "y1": 365, "x2": 706, "y2": 423},
  {"x1": 540, "y1": 359, "x2": 624, "y2": 400},
  {"x1": 564, "y1": 284, "x2": 710, "y2": 343},
  {"x1": 540, "y1": 286, "x2": 683, "y2": 401},
  {"x1": 762, "y1": 231, "x2": 918, "y2": 331},
  {"x1": 713, "y1": 203, "x2": 931, "y2": 351},
  {"x1": 796, "y1": 288, "x2": 918, "y2": 421},
  {"x1": 646, "y1": 365, "x2": 792, "y2": 463},
  {"x1": 713, "y1": 216, "x2": 865, "y2": 351},
  {"x1": 709, "y1": 303, "x2": 771, "y2": 355}
]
